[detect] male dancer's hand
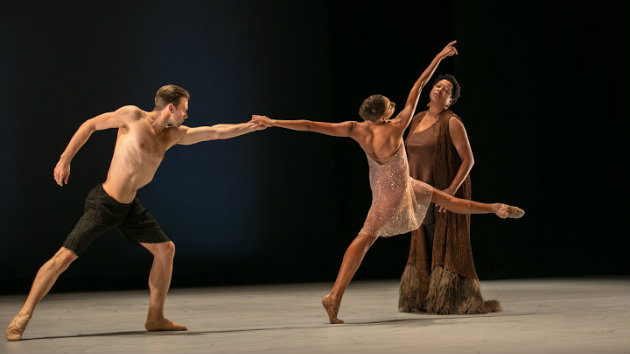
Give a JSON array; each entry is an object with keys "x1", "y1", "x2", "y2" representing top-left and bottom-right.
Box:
[
  {"x1": 53, "y1": 159, "x2": 70, "y2": 186},
  {"x1": 251, "y1": 115, "x2": 273, "y2": 128}
]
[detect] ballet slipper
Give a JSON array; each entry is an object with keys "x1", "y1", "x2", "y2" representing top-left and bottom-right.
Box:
[
  {"x1": 5, "y1": 312, "x2": 32, "y2": 341},
  {"x1": 145, "y1": 318, "x2": 187, "y2": 331},
  {"x1": 322, "y1": 295, "x2": 344, "y2": 324}
]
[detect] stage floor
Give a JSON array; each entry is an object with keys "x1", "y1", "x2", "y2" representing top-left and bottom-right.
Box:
[{"x1": 1, "y1": 277, "x2": 628, "y2": 353}]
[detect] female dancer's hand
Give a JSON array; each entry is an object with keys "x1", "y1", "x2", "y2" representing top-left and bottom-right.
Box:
[
  {"x1": 251, "y1": 115, "x2": 273, "y2": 128},
  {"x1": 437, "y1": 40, "x2": 458, "y2": 59},
  {"x1": 436, "y1": 187, "x2": 455, "y2": 213}
]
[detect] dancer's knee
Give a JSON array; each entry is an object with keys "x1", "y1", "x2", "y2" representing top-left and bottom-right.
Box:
[
  {"x1": 45, "y1": 248, "x2": 77, "y2": 274},
  {"x1": 155, "y1": 241, "x2": 175, "y2": 260}
]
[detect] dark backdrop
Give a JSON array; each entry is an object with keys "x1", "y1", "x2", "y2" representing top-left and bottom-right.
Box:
[{"x1": 1, "y1": 0, "x2": 627, "y2": 294}]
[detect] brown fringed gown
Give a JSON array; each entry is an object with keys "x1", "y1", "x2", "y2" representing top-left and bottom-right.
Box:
[{"x1": 398, "y1": 109, "x2": 501, "y2": 314}]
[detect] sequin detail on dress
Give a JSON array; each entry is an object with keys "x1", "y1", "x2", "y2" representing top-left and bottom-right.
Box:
[{"x1": 359, "y1": 146, "x2": 433, "y2": 237}]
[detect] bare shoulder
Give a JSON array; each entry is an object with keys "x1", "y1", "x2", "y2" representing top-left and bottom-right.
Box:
[
  {"x1": 351, "y1": 120, "x2": 372, "y2": 135},
  {"x1": 448, "y1": 115, "x2": 466, "y2": 131},
  {"x1": 114, "y1": 105, "x2": 144, "y2": 122},
  {"x1": 169, "y1": 124, "x2": 188, "y2": 136},
  {"x1": 350, "y1": 120, "x2": 367, "y2": 130},
  {"x1": 164, "y1": 124, "x2": 188, "y2": 146},
  {"x1": 386, "y1": 117, "x2": 409, "y2": 135},
  {"x1": 447, "y1": 115, "x2": 471, "y2": 143},
  {"x1": 344, "y1": 121, "x2": 369, "y2": 145}
]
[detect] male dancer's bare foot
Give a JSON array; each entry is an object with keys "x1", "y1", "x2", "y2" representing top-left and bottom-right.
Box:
[
  {"x1": 495, "y1": 204, "x2": 525, "y2": 219},
  {"x1": 5, "y1": 312, "x2": 32, "y2": 341},
  {"x1": 322, "y1": 295, "x2": 344, "y2": 324},
  {"x1": 145, "y1": 318, "x2": 188, "y2": 331}
]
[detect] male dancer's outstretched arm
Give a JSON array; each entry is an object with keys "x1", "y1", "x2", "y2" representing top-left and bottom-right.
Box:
[
  {"x1": 55, "y1": 108, "x2": 263, "y2": 187},
  {"x1": 176, "y1": 122, "x2": 262, "y2": 145}
]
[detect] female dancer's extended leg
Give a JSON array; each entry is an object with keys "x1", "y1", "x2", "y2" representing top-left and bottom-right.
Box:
[{"x1": 430, "y1": 187, "x2": 524, "y2": 219}]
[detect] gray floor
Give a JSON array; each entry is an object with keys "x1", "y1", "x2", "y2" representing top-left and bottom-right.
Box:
[{"x1": 0, "y1": 277, "x2": 628, "y2": 353}]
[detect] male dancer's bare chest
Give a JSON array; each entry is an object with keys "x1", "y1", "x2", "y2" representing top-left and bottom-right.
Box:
[{"x1": 116, "y1": 123, "x2": 169, "y2": 167}]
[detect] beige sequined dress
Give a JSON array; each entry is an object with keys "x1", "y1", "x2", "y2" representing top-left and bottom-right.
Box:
[{"x1": 359, "y1": 145, "x2": 433, "y2": 237}]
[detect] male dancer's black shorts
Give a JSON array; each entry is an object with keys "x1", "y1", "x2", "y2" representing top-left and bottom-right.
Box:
[{"x1": 62, "y1": 184, "x2": 170, "y2": 256}]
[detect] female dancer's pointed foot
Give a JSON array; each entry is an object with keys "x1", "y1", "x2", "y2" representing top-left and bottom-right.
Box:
[
  {"x1": 322, "y1": 295, "x2": 344, "y2": 324},
  {"x1": 145, "y1": 318, "x2": 188, "y2": 331},
  {"x1": 496, "y1": 204, "x2": 525, "y2": 219},
  {"x1": 5, "y1": 312, "x2": 32, "y2": 341}
]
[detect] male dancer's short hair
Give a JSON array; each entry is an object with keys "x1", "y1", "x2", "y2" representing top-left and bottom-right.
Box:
[{"x1": 154, "y1": 84, "x2": 190, "y2": 110}]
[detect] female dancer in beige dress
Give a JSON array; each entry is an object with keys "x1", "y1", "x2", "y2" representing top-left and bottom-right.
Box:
[{"x1": 251, "y1": 41, "x2": 523, "y2": 323}]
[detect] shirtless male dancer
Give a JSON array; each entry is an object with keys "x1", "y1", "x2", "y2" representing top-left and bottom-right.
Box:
[
  {"x1": 252, "y1": 41, "x2": 524, "y2": 324},
  {"x1": 5, "y1": 84, "x2": 266, "y2": 340}
]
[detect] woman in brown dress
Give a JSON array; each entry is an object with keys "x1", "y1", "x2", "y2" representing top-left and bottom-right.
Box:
[{"x1": 398, "y1": 75, "x2": 500, "y2": 314}]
